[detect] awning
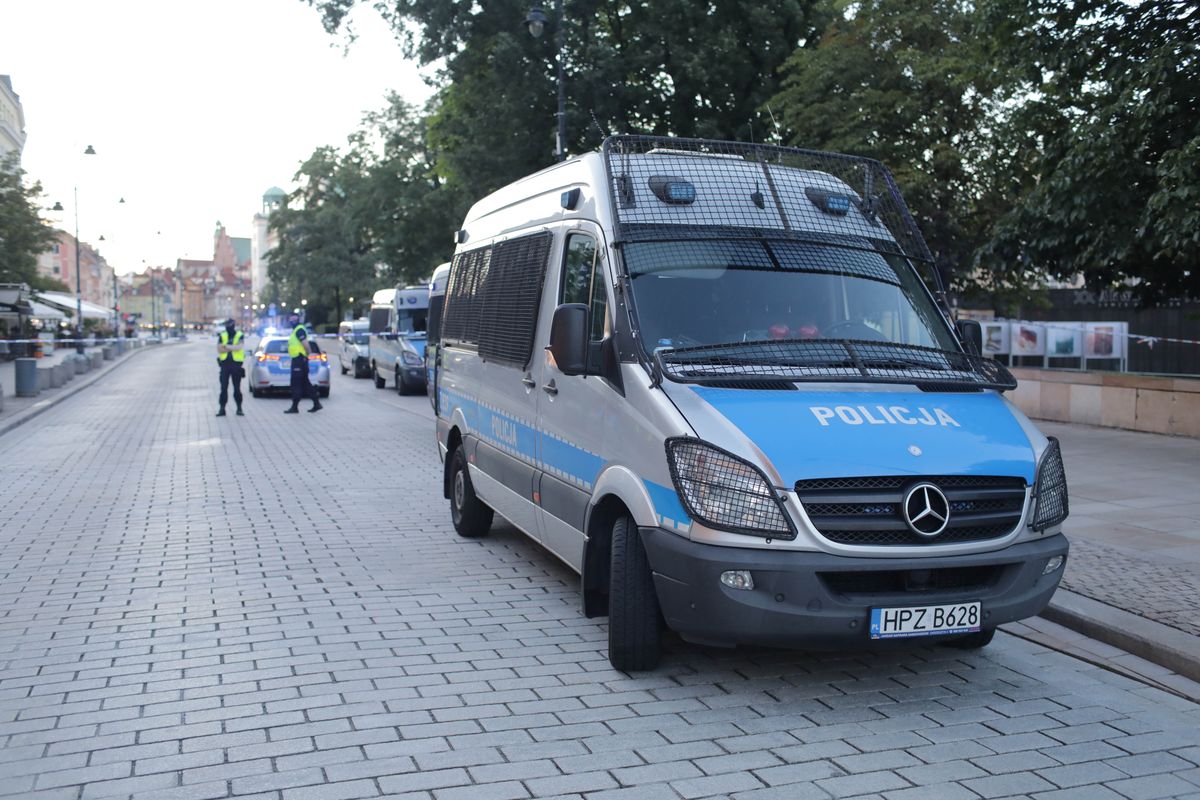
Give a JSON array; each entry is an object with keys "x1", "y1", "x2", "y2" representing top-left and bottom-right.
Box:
[
  {"x1": 34, "y1": 291, "x2": 113, "y2": 320},
  {"x1": 28, "y1": 301, "x2": 66, "y2": 320}
]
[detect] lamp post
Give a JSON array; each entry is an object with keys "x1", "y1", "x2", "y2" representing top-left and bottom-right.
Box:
[
  {"x1": 525, "y1": 1, "x2": 566, "y2": 161},
  {"x1": 50, "y1": 146, "x2": 98, "y2": 356}
]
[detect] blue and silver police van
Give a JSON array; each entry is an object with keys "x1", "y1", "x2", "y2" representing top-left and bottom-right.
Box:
[{"x1": 430, "y1": 136, "x2": 1069, "y2": 670}]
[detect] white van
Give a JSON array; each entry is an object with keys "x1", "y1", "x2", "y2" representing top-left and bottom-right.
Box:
[
  {"x1": 432, "y1": 136, "x2": 1069, "y2": 670},
  {"x1": 367, "y1": 285, "x2": 429, "y2": 394},
  {"x1": 337, "y1": 319, "x2": 371, "y2": 378}
]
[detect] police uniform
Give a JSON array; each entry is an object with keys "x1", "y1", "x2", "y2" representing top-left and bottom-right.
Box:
[
  {"x1": 216, "y1": 324, "x2": 245, "y2": 417},
  {"x1": 285, "y1": 323, "x2": 322, "y2": 413}
]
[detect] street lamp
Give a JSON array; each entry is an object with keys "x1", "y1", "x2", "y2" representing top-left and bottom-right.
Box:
[{"x1": 525, "y1": 2, "x2": 566, "y2": 161}]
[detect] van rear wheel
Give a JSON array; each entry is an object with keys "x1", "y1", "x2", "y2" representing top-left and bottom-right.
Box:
[
  {"x1": 608, "y1": 515, "x2": 662, "y2": 671},
  {"x1": 449, "y1": 447, "x2": 493, "y2": 537}
]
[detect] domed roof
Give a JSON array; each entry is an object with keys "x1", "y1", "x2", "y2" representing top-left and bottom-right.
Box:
[{"x1": 263, "y1": 186, "x2": 286, "y2": 201}]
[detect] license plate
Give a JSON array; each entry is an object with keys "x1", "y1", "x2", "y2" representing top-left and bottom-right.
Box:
[{"x1": 869, "y1": 602, "x2": 981, "y2": 639}]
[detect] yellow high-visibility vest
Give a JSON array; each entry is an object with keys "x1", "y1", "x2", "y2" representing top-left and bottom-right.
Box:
[
  {"x1": 288, "y1": 325, "x2": 308, "y2": 358},
  {"x1": 219, "y1": 330, "x2": 244, "y2": 363}
]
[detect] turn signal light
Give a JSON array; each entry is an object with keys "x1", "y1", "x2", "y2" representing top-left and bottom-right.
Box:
[{"x1": 257, "y1": 353, "x2": 280, "y2": 362}]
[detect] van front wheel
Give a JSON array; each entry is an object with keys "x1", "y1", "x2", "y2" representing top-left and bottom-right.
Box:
[
  {"x1": 449, "y1": 447, "x2": 493, "y2": 538},
  {"x1": 373, "y1": 366, "x2": 386, "y2": 389},
  {"x1": 608, "y1": 516, "x2": 662, "y2": 671}
]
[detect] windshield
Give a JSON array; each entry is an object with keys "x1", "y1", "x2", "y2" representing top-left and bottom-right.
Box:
[
  {"x1": 397, "y1": 308, "x2": 427, "y2": 335},
  {"x1": 347, "y1": 333, "x2": 368, "y2": 345},
  {"x1": 264, "y1": 339, "x2": 288, "y2": 354},
  {"x1": 624, "y1": 238, "x2": 955, "y2": 354}
]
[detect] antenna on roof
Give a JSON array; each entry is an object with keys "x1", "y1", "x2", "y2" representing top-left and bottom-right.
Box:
[
  {"x1": 765, "y1": 104, "x2": 783, "y2": 144},
  {"x1": 590, "y1": 110, "x2": 611, "y2": 144}
]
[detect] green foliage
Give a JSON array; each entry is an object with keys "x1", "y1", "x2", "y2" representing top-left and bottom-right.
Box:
[
  {"x1": 267, "y1": 95, "x2": 461, "y2": 325},
  {"x1": 978, "y1": 0, "x2": 1200, "y2": 301},
  {"x1": 0, "y1": 153, "x2": 58, "y2": 287}
]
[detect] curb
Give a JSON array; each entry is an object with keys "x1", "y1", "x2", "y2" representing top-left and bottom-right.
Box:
[
  {"x1": 0, "y1": 346, "x2": 152, "y2": 439},
  {"x1": 1041, "y1": 589, "x2": 1200, "y2": 684}
]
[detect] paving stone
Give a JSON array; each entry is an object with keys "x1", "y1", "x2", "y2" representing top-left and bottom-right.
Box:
[{"x1": 2, "y1": 347, "x2": 1198, "y2": 800}]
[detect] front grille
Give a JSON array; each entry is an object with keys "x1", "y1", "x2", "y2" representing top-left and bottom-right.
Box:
[
  {"x1": 796, "y1": 475, "x2": 1027, "y2": 546},
  {"x1": 820, "y1": 565, "x2": 1004, "y2": 596}
]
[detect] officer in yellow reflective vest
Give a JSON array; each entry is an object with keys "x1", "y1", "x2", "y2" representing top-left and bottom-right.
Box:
[
  {"x1": 285, "y1": 315, "x2": 322, "y2": 414},
  {"x1": 216, "y1": 318, "x2": 245, "y2": 417}
]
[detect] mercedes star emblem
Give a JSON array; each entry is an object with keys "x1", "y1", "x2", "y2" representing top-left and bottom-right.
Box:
[{"x1": 903, "y1": 482, "x2": 951, "y2": 537}]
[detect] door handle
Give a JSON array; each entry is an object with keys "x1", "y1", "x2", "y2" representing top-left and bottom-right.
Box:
[
  {"x1": 542, "y1": 379, "x2": 558, "y2": 396},
  {"x1": 521, "y1": 374, "x2": 536, "y2": 389}
]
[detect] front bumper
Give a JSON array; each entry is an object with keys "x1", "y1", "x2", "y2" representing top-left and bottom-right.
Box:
[{"x1": 641, "y1": 528, "x2": 1068, "y2": 648}]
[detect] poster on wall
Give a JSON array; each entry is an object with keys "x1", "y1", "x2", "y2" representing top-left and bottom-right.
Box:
[
  {"x1": 1047, "y1": 322, "x2": 1084, "y2": 357},
  {"x1": 982, "y1": 321, "x2": 1010, "y2": 355},
  {"x1": 1085, "y1": 322, "x2": 1127, "y2": 359},
  {"x1": 1012, "y1": 323, "x2": 1045, "y2": 356}
]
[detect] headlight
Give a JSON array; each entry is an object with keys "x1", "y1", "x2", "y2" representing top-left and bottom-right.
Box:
[
  {"x1": 665, "y1": 438, "x2": 795, "y2": 539},
  {"x1": 402, "y1": 350, "x2": 423, "y2": 366},
  {"x1": 1032, "y1": 436, "x2": 1069, "y2": 530}
]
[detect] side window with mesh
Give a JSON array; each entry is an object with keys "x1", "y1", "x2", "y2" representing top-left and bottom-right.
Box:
[
  {"x1": 477, "y1": 232, "x2": 552, "y2": 368},
  {"x1": 442, "y1": 247, "x2": 491, "y2": 347}
]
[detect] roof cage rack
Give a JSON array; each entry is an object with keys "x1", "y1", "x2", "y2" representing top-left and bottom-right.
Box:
[{"x1": 601, "y1": 135, "x2": 933, "y2": 264}]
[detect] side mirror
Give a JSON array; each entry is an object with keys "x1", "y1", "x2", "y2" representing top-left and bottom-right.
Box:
[
  {"x1": 548, "y1": 303, "x2": 589, "y2": 376},
  {"x1": 956, "y1": 319, "x2": 982, "y2": 356}
]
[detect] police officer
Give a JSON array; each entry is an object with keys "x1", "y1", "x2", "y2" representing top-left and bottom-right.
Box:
[
  {"x1": 285, "y1": 314, "x2": 322, "y2": 414},
  {"x1": 216, "y1": 318, "x2": 245, "y2": 417}
]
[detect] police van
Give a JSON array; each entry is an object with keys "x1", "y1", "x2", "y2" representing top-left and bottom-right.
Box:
[
  {"x1": 367, "y1": 285, "x2": 429, "y2": 394},
  {"x1": 431, "y1": 136, "x2": 1069, "y2": 670}
]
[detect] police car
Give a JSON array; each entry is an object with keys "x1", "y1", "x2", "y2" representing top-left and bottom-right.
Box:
[{"x1": 248, "y1": 335, "x2": 331, "y2": 398}]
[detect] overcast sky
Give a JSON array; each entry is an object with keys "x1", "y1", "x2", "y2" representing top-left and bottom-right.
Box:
[{"x1": 3, "y1": 0, "x2": 433, "y2": 276}]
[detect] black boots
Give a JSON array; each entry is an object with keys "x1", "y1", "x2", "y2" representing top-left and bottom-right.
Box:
[
  {"x1": 308, "y1": 400, "x2": 323, "y2": 413},
  {"x1": 284, "y1": 405, "x2": 299, "y2": 414},
  {"x1": 216, "y1": 408, "x2": 226, "y2": 417},
  {"x1": 236, "y1": 406, "x2": 244, "y2": 416}
]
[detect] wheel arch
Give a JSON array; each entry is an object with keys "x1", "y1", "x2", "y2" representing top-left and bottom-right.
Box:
[{"x1": 580, "y1": 466, "x2": 659, "y2": 618}]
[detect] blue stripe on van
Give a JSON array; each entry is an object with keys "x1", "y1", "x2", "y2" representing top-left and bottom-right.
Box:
[
  {"x1": 439, "y1": 387, "x2": 603, "y2": 491},
  {"x1": 643, "y1": 480, "x2": 692, "y2": 533}
]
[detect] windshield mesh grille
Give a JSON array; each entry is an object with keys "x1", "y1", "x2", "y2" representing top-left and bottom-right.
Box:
[
  {"x1": 603, "y1": 136, "x2": 932, "y2": 264},
  {"x1": 656, "y1": 339, "x2": 1017, "y2": 391}
]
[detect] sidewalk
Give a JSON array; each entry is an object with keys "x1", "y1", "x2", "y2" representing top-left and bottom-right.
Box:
[
  {"x1": 1023, "y1": 420, "x2": 1200, "y2": 692},
  {"x1": 0, "y1": 339, "x2": 157, "y2": 437}
]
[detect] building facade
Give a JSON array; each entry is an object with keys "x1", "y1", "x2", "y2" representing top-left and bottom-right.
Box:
[
  {"x1": 251, "y1": 187, "x2": 285, "y2": 301},
  {"x1": 36, "y1": 230, "x2": 115, "y2": 310},
  {"x1": 0, "y1": 75, "x2": 26, "y2": 159}
]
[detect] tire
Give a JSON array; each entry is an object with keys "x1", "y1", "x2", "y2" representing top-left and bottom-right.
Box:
[
  {"x1": 250, "y1": 387, "x2": 259, "y2": 398},
  {"x1": 943, "y1": 628, "x2": 995, "y2": 650},
  {"x1": 319, "y1": 387, "x2": 330, "y2": 398},
  {"x1": 340, "y1": 363, "x2": 349, "y2": 375},
  {"x1": 608, "y1": 515, "x2": 662, "y2": 671},
  {"x1": 449, "y1": 447, "x2": 493, "y2": 538},
  {"x1": 373, "y1": 366, "x2": 386, "y2": 389},
  {"x1": 396, "y1": 367, "x2": 409, "y2": 395}
]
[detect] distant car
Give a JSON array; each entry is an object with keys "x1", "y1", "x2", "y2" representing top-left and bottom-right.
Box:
[
  {"x1": 338, "y1": 319, "x2": 371, "y2": 378},
  {"x1": 248, "y1": 336, "x2": 330, "y2": 398}
]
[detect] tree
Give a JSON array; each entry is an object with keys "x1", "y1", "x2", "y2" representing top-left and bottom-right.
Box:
[
  {"x1": 770, "y1": 0, "x2": 1017, "y2": 301},
  {"x1": 304, "y1": 0, "x2": 822, "y2": 183},
  {"x1": 0, "y1": 153, "x2": 58, "y2": 288},
  {"x1": 977, "y1": 0, "x2": 1200, "y2": 301}
]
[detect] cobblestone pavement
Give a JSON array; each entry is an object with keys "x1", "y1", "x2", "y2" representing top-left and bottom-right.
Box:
[
  {"x1": 1042, "y1": 422, "x2": 1200, "y2": 637},
  {"x1": 2, "y1": 342, "x2": 1199, "y2": 800}
]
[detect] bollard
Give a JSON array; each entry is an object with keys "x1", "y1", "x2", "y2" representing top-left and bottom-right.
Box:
[
  {"x1": 15, "y1": 358, "x2": 39, "y2": 397},
  {"x1": 58, "y1": 362, "x2": 72, "y2": 384},
  {"x1": 89, "y1": 351, "x2": 102, "y2": 369},
  {"x1": 48, "y1": 363, "x2": 63, "y2": 388},
  {"x1": 102, "y1": 346, "x2": 114, "y2": 361},
  {"x1": 36, "y1": 368, "x2": 50, "y2": 391},
  {"x1": 74, "y1": 354, "x2": 88, "y2": 374}
]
